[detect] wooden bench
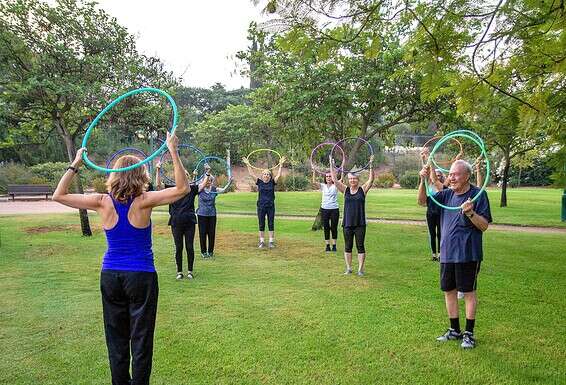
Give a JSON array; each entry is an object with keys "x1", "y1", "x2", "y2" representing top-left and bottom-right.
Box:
[{"x1": 7, "y1": 184, "x2": 52, "y2": 201}]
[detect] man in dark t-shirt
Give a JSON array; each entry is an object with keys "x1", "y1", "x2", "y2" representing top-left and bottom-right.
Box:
[{"x1": 418, "y1": 160, "x2": 492, "y2": 349}]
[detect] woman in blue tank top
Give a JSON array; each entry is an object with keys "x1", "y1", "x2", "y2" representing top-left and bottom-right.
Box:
[
  {"x1": 53, "y1": 133, "x2": 188, "y2": 385},
  {"x1": 329, "y1": 156, "x2": 375, "y2": 276}
]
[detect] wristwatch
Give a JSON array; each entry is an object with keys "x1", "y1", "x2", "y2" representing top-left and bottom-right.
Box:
[{"x1": 67, "y1": 166, "x2": 79, "y2": 173}]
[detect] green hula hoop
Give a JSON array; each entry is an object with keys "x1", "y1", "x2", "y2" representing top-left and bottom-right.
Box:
[
  {"x1": 246, "y1": 148, "x2": 283, "y2": 171},
  {"x1": 81, "y1": 87, "x2": 178, "y2": 173},
  {"x1": 430, "y1": 129, "x2": 483, "y2": 173},
  {"x1": 426, "y1": 130, "x2": 490, "y2": 211}
]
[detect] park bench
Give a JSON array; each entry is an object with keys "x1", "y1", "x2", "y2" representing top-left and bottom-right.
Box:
[{"x1": 7, "y1": 184, "x2": 52, "y2": 201}]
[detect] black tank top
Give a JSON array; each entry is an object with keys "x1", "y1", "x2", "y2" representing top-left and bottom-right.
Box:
[{"x1": 343, "y1": 187, "x2": 366, "y2": 227}]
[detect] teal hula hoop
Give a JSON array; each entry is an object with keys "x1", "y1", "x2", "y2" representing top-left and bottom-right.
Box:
[
  {"x1": 194, "y1": 156, "x2": 232, "y2": 195},
  {"x1": 425, "y1": 130, "x2": 490, "y2": 211},
  {"x1": 81, "y1": 87, "x2": 178, "y2": 173}
]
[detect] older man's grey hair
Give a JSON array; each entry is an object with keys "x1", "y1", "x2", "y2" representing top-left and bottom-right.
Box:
[{"x1": 452, "y1": 159, "x2": 473, "y2": 178}]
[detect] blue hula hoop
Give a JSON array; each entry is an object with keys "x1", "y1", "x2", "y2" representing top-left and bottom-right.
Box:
[
  {"x1": 105, "y1": 147, "x2": 149, "y2": 175},
  {"x1": 194, "y1": 156, "x2": 232, "y2": 195},
  {"x1": 159, "y1": 143, "x2": 206, "y2": 185}
]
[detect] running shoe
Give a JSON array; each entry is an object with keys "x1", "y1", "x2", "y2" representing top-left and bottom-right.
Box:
[
  {"x1": 461, "y1": 331, "x2": 476, "y2": 349},
  {"x1": 436, "y1": 328, "x2": 462, "y2": 342}
]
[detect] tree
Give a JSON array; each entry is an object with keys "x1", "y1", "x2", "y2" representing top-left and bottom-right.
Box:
[{"x1": 0, "y1": 0, "x2": 178, "y2": 235}]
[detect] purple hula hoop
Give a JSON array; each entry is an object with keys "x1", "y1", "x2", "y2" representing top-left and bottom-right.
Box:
[
  {"x1": 330, "y1": 137, "x2": 374, "y2": 173},
  {"x1": 310, "y1": 141, "x2": 346, "y2": 175},
  {"x1": 105, "y1": 147, "x2": 149, "y2": 174}
]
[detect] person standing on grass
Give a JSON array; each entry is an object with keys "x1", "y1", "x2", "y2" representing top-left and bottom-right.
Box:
[
  {"x1": 53, "y1": 133, "x2": 188, "y2": 385},
  {"x1": 242, "y1": 156, "x2": 285, "y2": 249},
  {"x1": 155, "y1": 161, "x2": 208, "y2": 280},
  {"x1": 197, "y1": 171, "x2": 232, "y2": 258},
  {"x1": 417, "y1": 160, "x2": 492, "y2": 349},
  {"x1": 312, "y1": 171, "x2": 340, "y2": 252},
  {"x1": 329, "y1": 156, "x2": 375, "y2": 276}
]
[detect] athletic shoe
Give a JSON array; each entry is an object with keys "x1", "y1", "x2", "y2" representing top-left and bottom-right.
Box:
[
  {"x1": 457, "y1": 291, "x2": 465, "y2": 300},
  {"x1": 436, "y1": 328, "x2": 462, "y2": 342},
  {"x1": 431, "y1": 254, "x2": 439, "y2": 262},
  {"x1": 343, "y1": 269, "x2": 353, "y2": 275},
  {"x1": 325, "y1": 245, "x2": 331, "y2": 252},
  {"x1": 201, "y1": 252, "x2": 208, "y2": 259},
  {"x1": 176, "y1": 273, "x2": 183, "y2": 280},
  {"x1": 187, "y1": 272, "x2": 194, "y2": 279},
  {"x1": 332, "y1": 245, "x2": 337, "y2": 252},
  {"x1": 208, "y1": 252, "x2": 214, "y2": 258},
  {"x1": 461, "y1": 331, "x2": 476, "y2": 349},
  {"x1": 357, "y1": 271, "x2": 364, "y2": 277},
  {"x1": 258, "y1": 241, "x2": 265, "y2": 249},
  {"x1": 269, "y1": 241, "x2": 275, "y2": 249}
]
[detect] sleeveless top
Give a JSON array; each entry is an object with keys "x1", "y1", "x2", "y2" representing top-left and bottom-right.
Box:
[
  {"x1": 343, "y1": 187, "x2": 366, "y2": 227},
  {"x1": 102, "y1": 195, "x2": 155, "y2": 272},
  {"x1": 320, "y1": 183, "x2": 339, "y2": 210}
]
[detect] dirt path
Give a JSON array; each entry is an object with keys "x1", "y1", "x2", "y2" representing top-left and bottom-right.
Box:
[{"x1": 2, "y1": 200, "x2": 565, "y2": 234}]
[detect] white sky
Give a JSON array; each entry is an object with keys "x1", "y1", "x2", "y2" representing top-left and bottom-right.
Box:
[{"x1": 96, "y1": 0, "x2": 264, "y2": 90}]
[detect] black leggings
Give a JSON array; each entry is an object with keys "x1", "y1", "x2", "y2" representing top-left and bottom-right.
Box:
[
  {"x1": 426, "y1": 212, "x2": 441, "y2": 254},
  {"x1": 343, "y1": 226, "x2": 366, "y2": 253},
  {"x1": 198, "y1": 215, "x2": 217, "y2": 254},
  {"x1": 321, "y1": 208, "x2": 339, "y2": 240},
  {"x1": 257, "y1": 205, "x2": 275, "y2": 231},
  {"x1": 171, "y1": 223, "x2": 195, "y2": 272},
  {"x1": 100, "y1": 270, "x2": 158, "y2": 385}
]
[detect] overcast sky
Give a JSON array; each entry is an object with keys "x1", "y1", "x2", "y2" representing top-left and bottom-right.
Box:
[{"x1": 96, "y1": 1, "x2": 264, "y2": 90}]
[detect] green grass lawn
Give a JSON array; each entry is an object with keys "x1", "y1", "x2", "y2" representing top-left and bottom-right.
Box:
[
  {"x1": 157, "y1": 187, "x2": 566, "y2": 228},
  {"x1": 1, "y1": 213, "x2": 565, "y2": 385}
]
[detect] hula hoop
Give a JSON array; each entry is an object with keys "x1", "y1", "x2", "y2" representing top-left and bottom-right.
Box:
[
  {"x1": 425, "y1": 130, "x2": 490, "y2": 211},
  {"x1": 194, "y1": 156, "x2": 232, "y2": 195},
  {"x1": 159, "y1": 143, "x2": 206, "y2": 185},
  {"x1": 246, "y1": 149, "x2": 283, "y2": 171},
  {"x1": 330, "y1": 137, "x2": 374, "y2": 173},
  {"x1": 81, "y1": 87, "x2": 178, "y2": 173},
  {"x1": 422, "y1": 136, "x2": 463, "y2": 167},
  {"x1": 430, "y1": 130, "x2": 484, "y2": 173},
  {"x1": 105, "y1": 147, "x2": 149, "y2": 175},
  {"x1": 310, "y1": 141, "x2": 346, "y2": 175}
]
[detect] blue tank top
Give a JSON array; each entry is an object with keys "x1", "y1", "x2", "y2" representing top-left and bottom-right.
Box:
[{"x1": 102, "y1": 195, "x2": 155, "y2": 272}]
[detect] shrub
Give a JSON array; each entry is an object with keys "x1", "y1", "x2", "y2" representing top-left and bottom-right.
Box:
[
  {"x1": 92, "y1": 177, "x2": 108, "y2": 193},
  {"x1": 277, "y1": 174, "x2": 310, "y2": 191},
  {"x1": 0, "y1": 162, "x2": 36, "y2": 193},
  {"x1": 399, "y1": 170, "x2": 420, "y2": 189},
  {"x1": 215, "y1": 174, "x2": 235, "y2": 192},
  {"x1": 374, "y1": 172, "x2": 396, "y2": 188},
  {"x1": 29, "y1": 162, "x2": 68, "y2": 188},
  {"x1": 390, "y1": 152, "x2": 422, "y2": 178}
]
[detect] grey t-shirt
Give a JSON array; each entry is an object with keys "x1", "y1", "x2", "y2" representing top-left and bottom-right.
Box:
[{"x1": 434, "y1": 185, "x2": 492, "y2": 263}]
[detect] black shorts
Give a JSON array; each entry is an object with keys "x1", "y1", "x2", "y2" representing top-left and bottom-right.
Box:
[{"x1": 440, "y1": 262, "x2": 481, "y2": 293}]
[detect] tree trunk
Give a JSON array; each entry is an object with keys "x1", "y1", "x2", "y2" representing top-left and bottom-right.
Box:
[
  {"x1": 58, "y1": 120, "x2": 93, "y2": 236},
  {"x1": 500, "y1": 154, "x2": 510, "y2": 208}
]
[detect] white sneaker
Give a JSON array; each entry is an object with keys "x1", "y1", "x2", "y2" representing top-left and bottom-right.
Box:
[
  {"x1": 343, "y1": 269, "x2": 353, "y2": 275},
  {"x1": 457, "y1": 291, "x2": 465, "y2": 300},
  {"x1": 175, "y1": 273, "x2": 183, "y2": 280},
  {"x1": 187, "y1": 272, "x2": 194, "y2": 279}
]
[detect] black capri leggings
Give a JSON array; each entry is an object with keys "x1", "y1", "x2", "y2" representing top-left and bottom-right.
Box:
[
  {"x1": 426, "y1": 212, "x2": 441, "y2": 254},
  {"x1": 321, "y1": 208, "x2": 339, "y2": 240},
  {"x1": 198, "y1": 215, "x2": 217, "y2": 254},
  {"x1": 343, "y1": 226, "x2": 366, "y2": 253},
  {"x1": 171, "y1": 223, "x2": 195, "y2": 272},
  {"x1": 257, "y1": 205, "x2": 275, "y2": 231}
]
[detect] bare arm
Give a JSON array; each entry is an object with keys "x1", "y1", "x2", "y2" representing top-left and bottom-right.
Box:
[
  {"x1": 138, "y1": 132, "x2": 189, "y2": 208},
  {"x1": 475, "y1": 158, "x2": 483, "y2": 187},
  {"x1": 329, "y1": 157, "x2": 346, "y2": 193},
  {"x1": 429, "y1": 168, "x2": 444, "y2": 192},
  {"x1": 417, "y1": 165, "x2": 430, "y2": 206},
  {"x1": 52, "y1": 148, "x2": 105, "y2": 210},
  {"x1": 243, "y1": 157, "x2": 259, "y2": 180},
  {"x1": 362, "y1": 156, "x2": 375, "y2": 194},
  {"x1": 274, "y1": 156, "x2": 285, "y2": 184},
  {"x1": 155, "y1": 162, "x2": 163, "y2": 190},
  {"x1": 461, "y1": 199, "x2": 489, "y2": 232}
]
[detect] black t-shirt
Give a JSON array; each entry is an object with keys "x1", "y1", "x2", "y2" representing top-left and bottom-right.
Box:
[
  {"x1": 166, "y1": 184, "x2": 198, "y2": 227},
  {"x1": 343, "y1": 187, "x2": 366, "y2": 227},
  {"x1": 256, "y1": 178, "x2": 276, "y2": 207}
]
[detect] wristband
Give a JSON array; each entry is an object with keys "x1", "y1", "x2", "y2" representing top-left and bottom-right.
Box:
[{"x1": 67, "y1": 166, "x2": 79, "y2": 173}]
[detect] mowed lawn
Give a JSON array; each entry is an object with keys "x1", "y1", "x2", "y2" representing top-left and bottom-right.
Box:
[
  {"x1": 155, "y1": 187, "x2": 566, "y2": 228},
  {"x1": 1, "y1": 213, "x2": 565, "y2": 385}
]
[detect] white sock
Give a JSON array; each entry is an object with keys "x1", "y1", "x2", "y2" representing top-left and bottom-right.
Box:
[{"x1": 260, "y1": 237, "x2": 265, "y2": 243}]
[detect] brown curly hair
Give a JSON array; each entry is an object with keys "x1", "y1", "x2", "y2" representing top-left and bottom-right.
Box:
[{"x1": 106, "y1": 155, "x2": 150, "y2": 203}]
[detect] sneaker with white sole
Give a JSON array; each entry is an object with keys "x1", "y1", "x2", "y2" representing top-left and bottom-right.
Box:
[
  {"x1": 258, "y1": 241, "x2": 265, "y2": 249},
  {"x1": 357, "y1": 271, "x2": 364, "y2": 277},
  {"x1": 436, "y1": 328, "x2": 462, "y2": 342},
  {"x1": 187, "y1": 272, "x2": 194, "y2": 279},
  {"x1": 457, "y1": 291, "x2": 465, "y2": 300},
  {"x1": 176, "y1": 272, "x2": 183, "y2": 280},
  {"x1": 461, "y1": 331, "x2": 476, "y2": 349},
  {"x1": 343, "y1": 268, "x2": 353, "y2": 275},
  {"x1": 268, "y1": 241, "x2": 275, "y2": 249}
]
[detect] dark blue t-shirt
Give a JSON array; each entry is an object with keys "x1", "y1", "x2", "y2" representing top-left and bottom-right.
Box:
[
  {"x1": 256, "y1": 178, "x2": 276, "y2": 207},
  {"x1": 433, "y1": 185, "x2": 492, "y2": 263}
]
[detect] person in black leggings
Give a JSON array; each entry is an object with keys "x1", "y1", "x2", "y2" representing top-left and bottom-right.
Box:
[
  {"x1": 156, "y1": 163, "x2": 208, "y2": 280},
  {"x1": 243, "y1": 155, "x2": 285, "y2": 249},
  {"x1": 330, "y1": 156, "x2": 375, "y2": 276},
  {"x1": 312, "y1": 171, "x2": 340, "y2": 252}
]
